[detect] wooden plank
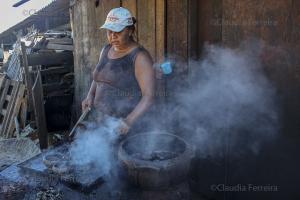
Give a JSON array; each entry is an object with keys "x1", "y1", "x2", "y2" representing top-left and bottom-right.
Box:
[
  {"x1": 165, "y1": 0, "x2": 189, "y2": 101},
  {"x1": 27, "y1": 51, "x2": 73, "y2": 66},
  {"x1": 40, "y1": 66, "x2": 71, "y2": 75},
  {"x1": 5, "y1": 96, "x2": 11, "y2": 101},
  {"x1": 0, "y1": 79, "x2": 11, "y2": 112},
  {"x1": 21, "y1": 42, "x2": 33, "y2": 113},
  {"x1": 47, "y1": 38, "x2": 73, "y2": 45},
  {"x1": 155, "y1": 0, "x2": 167, "y2": 104},
  {"x1": 46, "y1": 43, "x2": 74, "y2": 51},
  {"x1": 166, "y1": 0, "x2": 188, "y2": 65},
  {"x1": 0, "y1": 76, "x2": 8, "y2": 105},
  {"x1": 32, "y1": 71, "x2": 48, "y2": 149},
  {"x1": 2, "y1": 81, "x2": 20, "y2": 138},
  {"x1": 188, "y1": 0, "x2": 199, "y2": 61},
  {"x1": 19, "y1": 97, "x2": 28, "y2": 129},
  {"x1": 137, "y1": 0, "x2": 156, "y2": 59},
  {"x1": 69, "y1": 0, "x2": 83, "y2": 120},
  {"x1": 122, "y1": 0, "x2": 138, "y2": 40},
  {"x1": 6, "y1": 84, "x2": 25, "y2": 138},
  {"x1": 0, "y1": 74, "x2": 7, "y2": 90},
  {"x1": 198, "y1": 0, "x2": 222, "y2": 46},
  {"x1": 122, "y1": 0, "x2": 137, "y2": 18},
  {"x1": 155, "y1": 0, "x2": 166, "y2": 63}
]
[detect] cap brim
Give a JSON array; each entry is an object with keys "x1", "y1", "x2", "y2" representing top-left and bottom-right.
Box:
[{"x1": 100, "y1": 23, "x2": 126, "y2": 32}]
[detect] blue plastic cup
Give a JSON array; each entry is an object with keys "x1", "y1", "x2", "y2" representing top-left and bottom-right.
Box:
[{"x1": 160, "y1": 62, "x2": 172, "y2": 75}]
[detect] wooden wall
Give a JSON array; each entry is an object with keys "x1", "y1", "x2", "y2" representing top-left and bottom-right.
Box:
[
  {"x1": 221, "y1": 1, "x2": 300, "y2": 199},
  {"x1": 222, "y1": 0, "x2": 300, "y2": 136}
]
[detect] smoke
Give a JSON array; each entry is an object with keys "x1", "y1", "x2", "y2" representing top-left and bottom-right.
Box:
[
  {"x1": 157, "y1": 42, "x2": 279, "y2": 158},
  {"x1": 68, "y1": 41, "x2": 280, "y2": 176},
  {"x1": 69, "y1": 116, "x2": 121, "y2": 175}
]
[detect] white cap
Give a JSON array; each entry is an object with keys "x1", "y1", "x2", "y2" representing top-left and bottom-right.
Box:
[{"x1": 100, "y1": 7, "x2": 134, "y2": 32}]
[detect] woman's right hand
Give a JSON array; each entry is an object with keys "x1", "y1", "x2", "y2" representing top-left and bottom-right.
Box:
[{"x1": 82, "y1": 96, "x2": 93, "y2": 111}]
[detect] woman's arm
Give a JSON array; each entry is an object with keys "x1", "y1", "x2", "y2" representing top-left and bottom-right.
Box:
[
  {"x1": 124, "y1": 51, "x2": 155, "y2": 127},
  {"x1": 82, "y1": 46, "x2": 106, "y2": 111},
  {"x1": 82, "y1": 80, "x2": 96, "y2": 111}
]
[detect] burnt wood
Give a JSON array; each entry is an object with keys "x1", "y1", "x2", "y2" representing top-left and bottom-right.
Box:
[
  {"x1": 46, "y1": 43, "x2": 74, "y2": 51},
  {"x1": 32, "y1": 71, "x2": 48, "y2": 149},
  {"x1": 27, "y1": 52, "x2": 73, "y2": 66}
]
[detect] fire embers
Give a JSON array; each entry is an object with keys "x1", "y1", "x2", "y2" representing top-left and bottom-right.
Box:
[{"x1": 131, "y1": 151, "x2": 179, "y2": 161}]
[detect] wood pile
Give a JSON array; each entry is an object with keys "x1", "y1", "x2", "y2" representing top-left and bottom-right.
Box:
[
  {"x1": 1, "y1": 29, "x2": 74, "y2": 149},
  {"x1": 24, "y1": 32, "x2": 74, "y2": 148},
  {"x1": 0, "y1": 74, "x2": 26, "y2": 139},
  {"x1": 27, "y1": 49, "x2": 74, "y2": 134}
]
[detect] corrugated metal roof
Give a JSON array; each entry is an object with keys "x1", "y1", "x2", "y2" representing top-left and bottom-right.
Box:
[{"x1": 0, "y1": 0, "x2": 70, "y2": 41}]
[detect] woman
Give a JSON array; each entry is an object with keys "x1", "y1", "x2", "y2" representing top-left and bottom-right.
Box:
[{"x1": 82, "y1": 7, "x2": 155, "y2": 135}]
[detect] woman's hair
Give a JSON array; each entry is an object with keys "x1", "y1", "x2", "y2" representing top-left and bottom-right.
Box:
[{"x1": 127, "y1": 17, "x2": 137, "y2": 41}]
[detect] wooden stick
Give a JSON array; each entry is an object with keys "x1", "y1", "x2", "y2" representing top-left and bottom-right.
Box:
[{"x1": 69, "y1": 107, "x2": 91, "y2": 138}]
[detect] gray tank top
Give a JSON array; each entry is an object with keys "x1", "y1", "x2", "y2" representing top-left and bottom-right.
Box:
[{"x1": 93, "y1": 44, "x2": 145, "y2": 118}]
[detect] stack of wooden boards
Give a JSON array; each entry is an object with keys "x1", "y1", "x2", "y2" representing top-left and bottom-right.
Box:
[
  {"x1": 0, "y1": 30, "x2": 74, "y2": 149},
  {"x1": 0, "y1": 74, "x2": 27, "y2": 138},
  {"x1": 25, "y1": 44, "x2": 74, "y2": 149},
  {"x1": 46, "y1": 37, "x2": 73, "y2": 51},
  {"x1": 27, "y1": 50, "x2": 74, "y2": 133}
]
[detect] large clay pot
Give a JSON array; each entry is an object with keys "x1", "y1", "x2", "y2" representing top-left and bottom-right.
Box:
[{"x1": 118, "y1": 131, "x2": 194, "y2": 190}]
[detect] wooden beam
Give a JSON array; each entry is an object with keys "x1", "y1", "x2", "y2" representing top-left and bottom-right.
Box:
[
  {"x1": 188, "y1": 0, "x2": 199, "y2": 61},
  {"x1": 32, "y1": 71, "x2": 48, "y2": 149},
  {"x1": 122, "y1": 0, "x2": 138, "y2": 40},
  {"x1": 137, "y1": 0, "x2": 156, "y2": 59},
  {"x1": 155, "y1": 0, "x2": 166, "y2": 63},
  {"x1": 46, "y1": 43, "x2": 74, "y2": 51},
  {"x1": 1, "y1": 81, "x2": 20, "y2": 138},
  {"x1": 166, "y1": 0, "x2": 188, "y2": 64},
  {"x1": 27, "y1": 51, "x2": 73, "y2": 66},
  {"x1": 0, "y1": 79, "x2": 11, "y2": 113},
  {"x1": 40, "y1": 66, "x2": 72, "y2": 75},
  {"x1": 6, "y1": 84, "x2": 25, "y2": 138},
  {"x1": 21, "y1": 42, "x2": 33, "y2": 112},
  {"x1": 47, "y1": 38, "x2": 73, "y2": 45}
]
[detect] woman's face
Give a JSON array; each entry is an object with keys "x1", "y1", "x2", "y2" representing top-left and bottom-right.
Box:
[{"x1": 107, "y1": 27, "x2": 132, "y2": 49}]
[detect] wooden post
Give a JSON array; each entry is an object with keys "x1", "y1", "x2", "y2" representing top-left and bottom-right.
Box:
[
  {"x1": 20, "y1": 42, "x2": 33, "y2": 113},
  {"x1": 32, "y1": 71, "x2": 48, "y2": 149}
]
